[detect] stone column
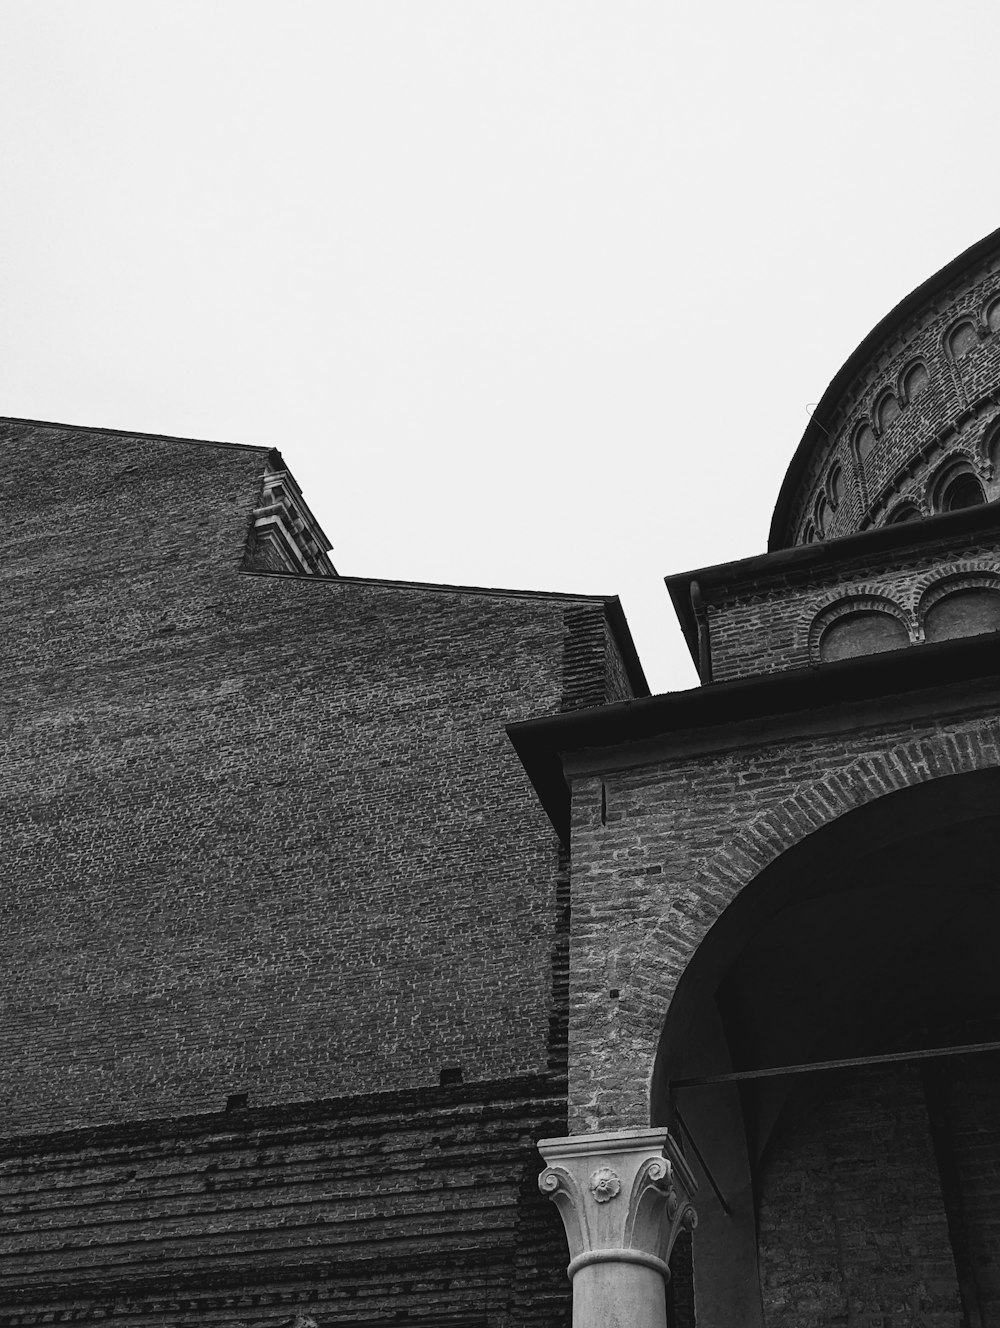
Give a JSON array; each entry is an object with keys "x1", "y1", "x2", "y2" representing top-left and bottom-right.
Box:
[{"x1": 538, "y1": 1127, "x2": 697, "y2": 1328}]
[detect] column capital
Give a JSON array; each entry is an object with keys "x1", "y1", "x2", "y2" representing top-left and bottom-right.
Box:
[{"x1": 538, "y1": 1127, "x2": 697, "y2": 1283}]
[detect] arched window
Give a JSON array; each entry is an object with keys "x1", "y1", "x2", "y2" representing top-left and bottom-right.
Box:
[
  {"x1": 802, "y1": 521, "x2": 816, "y2": 545},
  {"x1": 875, "y1": 392, "x2": 901, "y2": 433},
  {"x1": 815, "y1": 494, "x2": 829, "y2": 538},
  {"x1": 988, "y1": 425, "x2": 1000, "y2": 479},
  {"x1": 818, "y1": 611, "x2": 909, "y2": 663},
  {"x1": 939, "y1": 471, "x2": 985, "y2": 512},
  {"x1": 900, "y1": 361, "x2": 930, "y2": 402},
  {"x1": 827, "y1": 463, "x2": 843, "y2": 510},
  {"x1": 854, "y1": 423, "x2": 875, "y2": 466},
  {"x1": 986, "y1": 298, "x2": 1000, "y2": 334},
  {"x1": 947, "y1": 320, "x2": 979, "y2": 360},
  {"x1": 886, "y1": 501, "x2": 921, "y2": 525},
  {"x1": 928, "y1": 459, "x2": 986, "y2": 515},
  {"x1": 924, "y1": 589, "x2": 1000, "y2": 642}
]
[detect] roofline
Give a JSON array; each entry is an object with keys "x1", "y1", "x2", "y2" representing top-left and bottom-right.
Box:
[
  {"x1": 0, "y1": 414, "x2": 271, "y2": 454},
  {"x1": 604, "y1": 597, "x2": 650, "y2": 698},
  {"x1": 244, "y1": 564, "x2": 626, "y2": 604},
  {"x1": 3, "y1": 413, "x2": 650, "y2": 694},
  {"x1": 769, "y1": 224, "x2": 1000, "y2": 550},
  {"x1": 508, "y1": 629, "x2": 1000, "y2": 846},
  {"x1": 242, "y1": 568, "x2": 649, "y2": 696},
  {"x1": 668, "y1": 499, "x2": 1000, "y2": 669}
]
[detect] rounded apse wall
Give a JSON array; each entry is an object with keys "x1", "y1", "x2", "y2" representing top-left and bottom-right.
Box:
[{"x1": 771, "y1": 228, "x2": 1000, "y2": 550}]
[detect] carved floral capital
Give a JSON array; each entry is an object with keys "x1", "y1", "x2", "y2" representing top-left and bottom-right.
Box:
[{"x1": 538, "y1": 1127, "x2": 697, "y2": 1282}]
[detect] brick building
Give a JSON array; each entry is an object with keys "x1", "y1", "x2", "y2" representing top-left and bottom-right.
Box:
[
  {"x1": 515, "y1": 225, "x2": 1000, "y2": 1325},
  {"x1": 2, "y1": 416, "x2": 647, "y2": 1325},
  {"x1": 6, "y1": 224, "x2": 1000, "y2": 1327}
]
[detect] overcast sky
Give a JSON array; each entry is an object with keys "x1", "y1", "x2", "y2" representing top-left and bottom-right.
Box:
[{"x1": 3, "y1": 1, "x2": 1000, "y2": 692}]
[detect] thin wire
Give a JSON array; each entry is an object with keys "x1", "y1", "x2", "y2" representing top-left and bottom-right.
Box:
[{"x1": 673, "y1": 1038, "x2": 1000, "y2": 1091}]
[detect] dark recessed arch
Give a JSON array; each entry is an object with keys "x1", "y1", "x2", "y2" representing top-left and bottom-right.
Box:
[
  {"x1": 653, "y1": 767, "x2": 1000, "y2": 1120},
  {"x1": 886, "y1": 499, "x2": 922, "y2": 524},
  {"x1": 826, "y1": 462, "x2": 843, "y2": 510},
  {"x1": 927, "y1": 458, "x2": 986, "y2": 514},
  {"x1": 652, "y1": 768, "x2": 1000, "y2": 1328}
]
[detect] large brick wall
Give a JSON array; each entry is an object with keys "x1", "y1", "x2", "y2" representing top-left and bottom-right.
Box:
[
  {"x1": 1, "y1": 417, "x2": 638, "y2": 1322},
  {"x1": 758, "y1": 1066, "x2": 963, "y2": 1328},
  {"x1": 0, "y1": 1078, "x2": 570, "y2": 1328}
]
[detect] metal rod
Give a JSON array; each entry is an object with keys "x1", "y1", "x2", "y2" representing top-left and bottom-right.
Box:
[
  {"x1": 673, "y1": 1038, "x2": 1000, "y2": 1091},
  {"x1": 674, "y1": 1106, "x2": 732, "y2": 1218}
]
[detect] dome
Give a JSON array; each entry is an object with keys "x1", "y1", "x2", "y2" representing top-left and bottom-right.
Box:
[{"x1": 770, "y1": 226, "x2": 1000, "y2": 550}]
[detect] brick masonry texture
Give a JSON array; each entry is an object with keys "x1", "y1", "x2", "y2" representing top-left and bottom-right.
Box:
[
  {"x1": 565, "y1": 706, "x2": 1000, "y2": 1133},
  {"x1": 1, "y1": 418, "x2": 636, "y2": 1321},
  {"x1": 0, "y1": 1078, "x2": 570, "y2": 1328},
  {"x1": 758, "y1": 1066, "x2": 963, "y2": 1328},
  {"x1": 704, "y1": 534, "x2": 1000, "y2": 679},
  {"x1": 780, "y1": 253, "x2": 1000, "y2": 546}
]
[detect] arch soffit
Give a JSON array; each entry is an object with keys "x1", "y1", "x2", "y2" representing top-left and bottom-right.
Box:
[{"x1": 621, "y1": 733, "x2": 1000, "y2": 1124}]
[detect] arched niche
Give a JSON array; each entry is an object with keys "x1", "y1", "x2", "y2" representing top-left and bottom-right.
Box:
[
  {"x1": 875, "y1": 391, "x2": 900, "y2": 433},
  {"x1": 929, "y1": 462, "x2": 986, "y2": 514},
  {"x1": 943, "y1": 473, "x2": 986, "y2": 511},
  {"x1": 986, "y1": 297, "x2": 1000, "y2": 334},
  {"x1": 652, "y1": 770, "x2": 1000, "y2": 1328},
  {"x1": 900, "y1": 359, "x2": 930, "y2": 402},
  {"x1": 886, "y1": 500, "x2": 921, "y2": 525},
  {"x1": 985, "y1": 422, "x2": 1000, "y2": 483},
  {"x1": 826, "y1": 462, "x2": 843, "y2": 510},
  {"x1": 924, "y1": 587, "x2": 1000, "y2": 642},
  {"x1": 853, "y1": 422, "x2": 875, "y2": 466},
  {"x1": 947, "y1": 319, "x2": 979, "y2": 360},
  {"x1": 814, "y1": 493, "x2": 829, "y2": 539},
  {"x1": 816, "y1": 607, "x2": 908, "y2": 663}
]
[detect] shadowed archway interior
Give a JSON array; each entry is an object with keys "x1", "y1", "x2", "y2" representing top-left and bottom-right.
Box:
[{"x1": 654, "y1": 769, "x2": 1000, "y2": 1328}]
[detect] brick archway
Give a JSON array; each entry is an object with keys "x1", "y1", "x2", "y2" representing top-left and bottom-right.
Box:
[
  {"x1": 644, "y1": 759, "x2": 1000, "y2": 1328},
  {"x1": 568, "y1": 716, "x2": 1000, "y2": 1135}
]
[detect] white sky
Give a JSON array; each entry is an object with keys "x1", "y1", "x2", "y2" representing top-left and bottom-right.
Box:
[{"x1": 3, "y1": 1, "x2": 1000, "y2": 692}]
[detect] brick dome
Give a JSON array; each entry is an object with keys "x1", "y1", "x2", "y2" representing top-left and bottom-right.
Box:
[{"x1": 770, "y1": 226, "x2": 1000, "y2": 550}]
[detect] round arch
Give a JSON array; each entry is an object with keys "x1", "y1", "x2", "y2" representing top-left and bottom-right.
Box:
[
  {"x1": 653, "y1": 767, "x2": 1000, "y2": 1111},
  {"x1": 651, "y1": 768, "x2": 1000, "y2": 1328}
]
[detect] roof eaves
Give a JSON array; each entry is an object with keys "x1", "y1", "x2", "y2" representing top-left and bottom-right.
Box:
[{"x1": 508, "y1": 629, "x2": 1000, "y2": 846}]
